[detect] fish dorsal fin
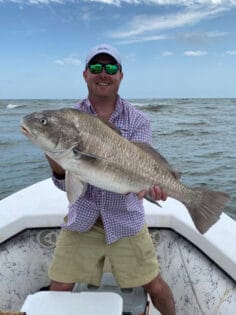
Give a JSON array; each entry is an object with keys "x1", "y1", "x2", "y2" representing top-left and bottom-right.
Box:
[
  {"x1": 132, "y1": 142, "x2": 181, "y2": 179},
  {"x1": 98, "y1": 117, "x2": 122, "y2": 135}
]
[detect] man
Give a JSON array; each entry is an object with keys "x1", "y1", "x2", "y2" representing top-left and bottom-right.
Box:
[{"x1": 46, "y1": 44, "x2": 176, "y2": 315}]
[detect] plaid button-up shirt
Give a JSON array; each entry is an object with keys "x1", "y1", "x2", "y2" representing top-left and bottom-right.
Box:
[{"x1": 53, "y1": 96, "x2": 152, "y2": 244}]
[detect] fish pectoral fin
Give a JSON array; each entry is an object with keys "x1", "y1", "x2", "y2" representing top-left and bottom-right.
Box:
[
  {"x1": 72, "y1": 145, "x2": 102, "y2": 160},
  {"x1": 144, "y1": 195, "x2": 162, "y2": 207},
  {"x1": 65, "y1": 171, "x2": 87, "y2": 204},
  {"x1": 132, "y1": 142, "x2": 181, "y2": 179}
]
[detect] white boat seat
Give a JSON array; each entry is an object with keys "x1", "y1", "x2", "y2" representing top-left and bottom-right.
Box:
[{"x1": 21, "y1": 291, "x2": 123, "y2": 315}]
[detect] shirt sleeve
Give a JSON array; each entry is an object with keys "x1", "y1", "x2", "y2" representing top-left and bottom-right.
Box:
[
  {"x1": 130, "y1": 113, "x2": 152, "y2": 144},
  {"x1": 51, "y1": 173, "x2": 66, "y2": 191}
]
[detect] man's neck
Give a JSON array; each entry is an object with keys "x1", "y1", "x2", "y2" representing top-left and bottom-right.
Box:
[{"x1": 89, "y1": 95, "x2": 118, "y2": 120}]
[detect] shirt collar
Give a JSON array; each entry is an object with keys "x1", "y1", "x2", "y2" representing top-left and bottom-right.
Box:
[
  {"x1": 83, "y1": 98, "x2": 96, "y2": 114},
  {"x1": 83, "y1": 95, "x2": 123, "y2": 121},
  {"x1": 110, "y1": 95, "x2": 123, "y2": 121}
]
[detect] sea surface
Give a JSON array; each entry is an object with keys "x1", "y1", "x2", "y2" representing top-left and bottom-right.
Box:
[{"x1": 0, "y1": 98, "x2": 235, "y2": 220}]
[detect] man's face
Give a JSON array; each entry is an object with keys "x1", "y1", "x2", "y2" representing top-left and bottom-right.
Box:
[{"x1": 83, "y1": 53, "x2": 123, "y2": 99}]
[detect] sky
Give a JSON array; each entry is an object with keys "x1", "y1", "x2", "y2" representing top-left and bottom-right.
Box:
[{"x1": 0, "y1": 0, "x2": 236, "y2": 99}]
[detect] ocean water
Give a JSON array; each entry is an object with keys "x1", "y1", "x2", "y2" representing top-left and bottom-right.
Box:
[{"x1": 0, "y1": 98, "x2": 235, "y2": 220}]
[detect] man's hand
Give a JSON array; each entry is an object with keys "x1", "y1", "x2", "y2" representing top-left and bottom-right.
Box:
[{"x1": 137, "y1": 185, "x2": 167, "y2": 201}]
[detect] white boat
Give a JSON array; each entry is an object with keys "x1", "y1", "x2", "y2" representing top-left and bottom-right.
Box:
[{"x1": 0, "y1": 178, "x2": 235, "y2": 314}]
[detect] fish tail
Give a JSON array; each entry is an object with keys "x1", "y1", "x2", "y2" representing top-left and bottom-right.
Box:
[{"x1": 182, "y1": 188, "x2": 230, "y2": 234}]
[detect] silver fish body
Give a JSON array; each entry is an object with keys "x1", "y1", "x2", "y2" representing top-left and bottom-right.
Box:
[{"x1": 21, "y1": 108, "x2": 230, "y2": 234}]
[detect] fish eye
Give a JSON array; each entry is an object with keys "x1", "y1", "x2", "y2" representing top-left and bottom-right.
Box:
[{"x1": 40, "y1": 117, "x2": 48, "y2": 125}]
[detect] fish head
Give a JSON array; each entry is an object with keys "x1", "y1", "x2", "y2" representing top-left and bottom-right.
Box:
[{"x1": 20, "y1": 108, "x2": 83, "y2": 159}]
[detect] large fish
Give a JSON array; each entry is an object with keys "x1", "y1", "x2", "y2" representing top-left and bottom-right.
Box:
[{"x1": 21, "y1": 108, "x2": 230, "y2": 234}]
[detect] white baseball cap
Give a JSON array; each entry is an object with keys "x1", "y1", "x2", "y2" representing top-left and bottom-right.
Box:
[{"x1": 85, "y1": 44, "x2": 122, "y2": 65}]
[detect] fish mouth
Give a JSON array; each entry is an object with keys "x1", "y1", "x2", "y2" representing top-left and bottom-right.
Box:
[{"x1": 20, "y1": 124, "x2": 33, "y2": 137}]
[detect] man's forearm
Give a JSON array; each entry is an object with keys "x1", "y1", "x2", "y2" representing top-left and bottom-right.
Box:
[{"x1": 45, "y1": 154, "x2": 65, "y2": 179}]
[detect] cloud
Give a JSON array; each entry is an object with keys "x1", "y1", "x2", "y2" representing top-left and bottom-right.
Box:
[
  {"x1": 89, "y1": 0, "x2": 236, "y2": 7},
  {"x1": 117, "y1": 34, "x2": 169, "y2": 44},
  {"x1": 184, "y1": 50, "x2": 208, "y2": 56},
  {"x1": 30, "y1": 0, "x2": 63, "y2": 3},
  {"x1": 175, "y1": 31, "x2": 229, "y2": 45},
  {"x1": 2, "y1": 0, "x2": 236, "y2": 46},
  {"x1": 162, "y1": 51, "x2": 173, "y2": 56},
  {"x1": 54, "y1": 55, "x2": 81, "y2": 66},
  {"x1": 226, "y1": 50, "x2": 236, "y2": 55},
  {"x1": 0, "y1": 0, "x2": 65, "y2": 3},
  {"x1": 89, "y1": 0, "x2": 121, "y2": 5},
  {"x1": 104, "y1": 1, "x2": 235, "y2": 45},
  {"x1": 3, "y1": 0, "x2": 236, "y2": 6},
  {"x1": 9, "y1": 0, "x2": 64, "y2": 3},
  {"x1": 110, "y1": 6, "x2": 229, "y2": 39}
]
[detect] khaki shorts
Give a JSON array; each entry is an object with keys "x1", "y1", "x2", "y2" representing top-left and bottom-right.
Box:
[{"x1": 48, "y1": 224, "x2": 159, "y2": 288}]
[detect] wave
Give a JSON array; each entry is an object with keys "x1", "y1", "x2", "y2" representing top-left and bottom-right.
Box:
[
  {"x1": 0, "y1": 138, "x2": 26, "y2": 146},
  {"x1": 6, "y1": 103, "x2": 25, "y2": 109},
  {"x1": 158, "y1": 129, "x2": 211, "y2": 137},
  {"x1": 177, "y1": 121, "x2": 209, "y2": 127},
  {"x1": 133, "y1": 102, "x2": 151, "y2": 107},
  {"x1": 139, "y1": 104, "x2": 171, "y2": 112}
]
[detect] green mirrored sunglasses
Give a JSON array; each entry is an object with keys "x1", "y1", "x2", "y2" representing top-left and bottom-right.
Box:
[{"x1": 88, "y1": 63, "x2": 120, "y2": 75}]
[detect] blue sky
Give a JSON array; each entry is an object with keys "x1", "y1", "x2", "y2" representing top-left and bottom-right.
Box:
[{"x1": 0, "y1": 0, "x2": 236, "y2": 99}]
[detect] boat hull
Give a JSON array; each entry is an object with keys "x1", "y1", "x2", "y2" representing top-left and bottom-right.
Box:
[{"x1": 0, "y1": 227, "x2": 235, "y2": 314}]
